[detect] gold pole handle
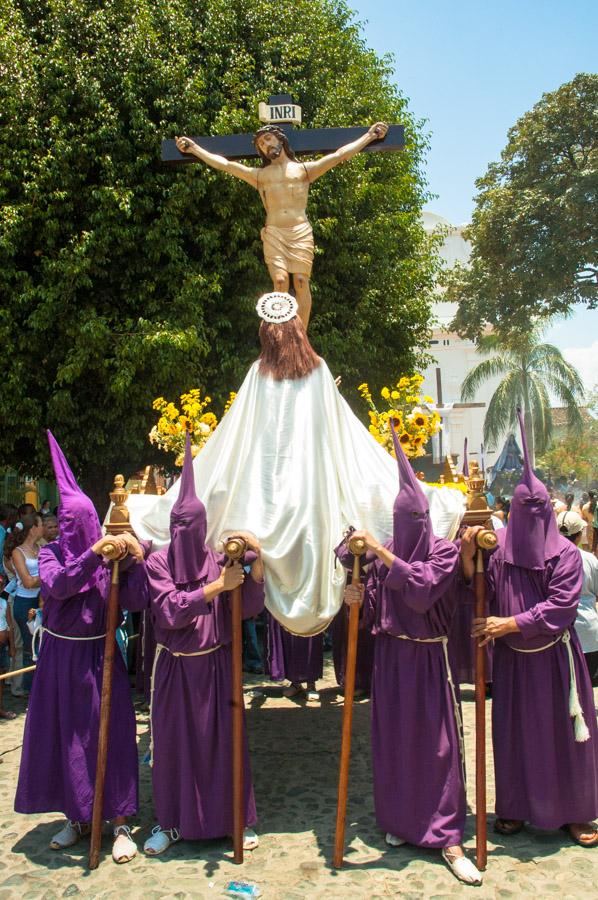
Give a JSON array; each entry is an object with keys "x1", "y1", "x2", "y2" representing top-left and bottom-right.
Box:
[
  {"x1": 347, "y1": 536, "x2": 366, "y2": 557},
  {"x1": 224, "y1": 537, "x2": 248, "y2": 561},
  {"x1": 475, "y1": 529, "x2": 497, "y2": 551}
]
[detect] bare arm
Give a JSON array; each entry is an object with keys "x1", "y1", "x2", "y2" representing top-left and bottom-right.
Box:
[
  {"x1": 175, "y1": 136, "x2": 259, "y2": 188},
  {"x1": 12, "y1": 550, "x2": 41, "y2": 589},
  {"x1": 304, "y1": 122, "x2": 388, "y2": 182}
]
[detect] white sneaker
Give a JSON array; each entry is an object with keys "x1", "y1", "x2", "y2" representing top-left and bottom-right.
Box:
[
  {"x1": 442, "y1": 848, "x2": 483, "y2": 885},
  {"x1": 50, "y1": 820, "x2": 90, "y2": 850},
  {"x1": 243, "y1": 827, "x2": 259, "y2": 851},
  {"x1": 144, "y1": 825, "x2": 181, "y2": 856},
  {"x1": 385, "y1": 832, "x2": 406, "y2": 847},
  {"x1": 112, "y1": 824, "x2": 137, "y2": 864}
]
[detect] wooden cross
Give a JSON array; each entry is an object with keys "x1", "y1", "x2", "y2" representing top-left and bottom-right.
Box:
[{"x1": 162, "y1": 93, "x2": 404, "y2": 164}]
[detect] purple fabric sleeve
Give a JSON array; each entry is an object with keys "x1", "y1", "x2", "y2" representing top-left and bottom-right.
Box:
[
  {"x1": 241, "y1": 573, "x2": 265, "y2": 620},
  {"x1": 119, "y1": 561, "x2": 150, "y2": 613},
  {"x1": 514, "y1": 545, "x2": 583, "y2": 639},
  {"x1": 146, "y1": 554, "x2": 211, "y2": 631},
  {"x1": 383, "y1": 539, "x2": 460, "y2": 613},
  {"x1": 39, "y1": 546, "x2": 103, "y2": 601}
]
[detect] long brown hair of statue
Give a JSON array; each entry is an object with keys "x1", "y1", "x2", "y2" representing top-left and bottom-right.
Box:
[{"x1": 258, "y1": 317, "x2": 321, "y2": 381}]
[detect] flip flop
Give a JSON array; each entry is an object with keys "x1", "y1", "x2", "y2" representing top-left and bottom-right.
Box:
[{"x1": 494, "y1": 818, "x2": 524, "y2": 835}]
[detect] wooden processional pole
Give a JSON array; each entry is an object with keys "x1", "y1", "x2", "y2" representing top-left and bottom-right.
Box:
[
  {"x1": 224, "y1": 536, "x2": 248, "y2": 866},
  {"x1": 461, "y1": 459, "x2": 497, "y2": 873},
  {"x1": 333, "y1": 535, "x2": 366, "y2": 868},
  {"x1": 89, "y1": 476, "x2": 133, "y2": 870},
  {"x1": 473, "y1": 529, "x2": 496, "y2": 872}
]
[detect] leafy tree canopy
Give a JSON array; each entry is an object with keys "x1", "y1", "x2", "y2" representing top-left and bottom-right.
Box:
[
  {"x1": 447, "y1": 74, "x2": 598, "y2": 341},
  {"x1": 0, "y1": 0, "x2": 438, "y2": 508}
]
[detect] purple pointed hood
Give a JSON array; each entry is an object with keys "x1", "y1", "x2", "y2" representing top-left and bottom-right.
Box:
[
  {"x1": 391, "y1": 424, "x2": 434, "y2": 562},
  {"x1": 47, "y1": 430, "x2": 104, "y2": 593},
  {"x1": 462, "y1": 438, "x2": 469, "y2": 477},
  {"x1": 504, "y1": 409, "x2": 562, "y2": 569},
  {"x1": 168, "y1": 433, "x2": 210, "y2": 585}
]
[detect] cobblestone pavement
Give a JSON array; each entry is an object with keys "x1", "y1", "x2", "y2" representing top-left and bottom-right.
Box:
[{"x1": 1, "y1": 655, "x2": 597, "y2": 899}]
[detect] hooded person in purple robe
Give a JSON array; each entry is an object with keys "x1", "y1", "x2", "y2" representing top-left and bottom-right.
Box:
[
  {"x1": 266, "y1": 612, "x2": 323, "y2": 700},
  {"x1": 462, "y1": 410, "x2": 598, "y2": 847},
  {"x1": 339, "y1": 427, "x2": 482, "y2": 885},
  {"x1": 143, "y1": 434, "x2": 265, "y2": 857},
  {"x1": 14, "y1": 431, "x2": 149, "y2": 864}
]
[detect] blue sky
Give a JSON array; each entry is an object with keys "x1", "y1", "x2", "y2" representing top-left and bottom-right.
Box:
[{"x1": 347, "y1": 0, "x2": 598, "y2": 389}]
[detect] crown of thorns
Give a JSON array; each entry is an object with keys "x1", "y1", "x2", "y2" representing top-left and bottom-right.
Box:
[{"x1": 252, "y1": 124, "x2": 289, "y2": 145}]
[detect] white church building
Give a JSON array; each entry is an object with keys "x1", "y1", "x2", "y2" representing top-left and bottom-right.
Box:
[{"x1": 420, "y1": 212, "x2": 506, "y2": 475}]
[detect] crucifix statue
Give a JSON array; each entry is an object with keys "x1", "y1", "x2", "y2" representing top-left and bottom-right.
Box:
[{"x1": 165, "y1": 95, "x2": 404, "y2": 327}]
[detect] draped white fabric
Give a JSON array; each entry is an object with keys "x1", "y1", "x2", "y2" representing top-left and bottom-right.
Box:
[{"x1": 128, "y1": 359, "x2": 465, "y2": 636}]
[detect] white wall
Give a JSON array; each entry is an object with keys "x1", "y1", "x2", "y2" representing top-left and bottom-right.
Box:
[{"x1": 421, "y1": 213, "x2": 508, "y2": 470}]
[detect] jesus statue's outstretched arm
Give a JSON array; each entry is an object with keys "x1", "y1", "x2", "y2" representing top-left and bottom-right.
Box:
[
  {"x1": 303, "y1": 122, "x2": 388, "y2": 181},
  {"x1": 174, "y1": 135, "x2": 259, "y2": 188}
]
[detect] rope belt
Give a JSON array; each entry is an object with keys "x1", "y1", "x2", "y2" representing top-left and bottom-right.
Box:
[
  {"x1": 391, "y1": 632, "x2": 466, "y2": 783},
  {"x1": 33, "y1": 625, "x2": 107, "y2": 661},
  {"x1": 149, "y1": 642, "x2": 222, "y2": 766},
  {"x1": 509, "y1": 628, "x2": 589, "y2": 742},
  {"x1": 41, "y1": 626, "x2": 107, "y2": 641}
]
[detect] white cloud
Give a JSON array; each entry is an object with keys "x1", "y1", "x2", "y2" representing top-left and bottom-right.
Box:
[{"x1": 562, "y1": 342, "x2": 598, "y2": 396}]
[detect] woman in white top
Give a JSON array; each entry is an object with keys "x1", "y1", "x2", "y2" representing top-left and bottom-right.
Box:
[
  {"x1": 7, "y1": 514, "x2": 43, "y2": 692},
  {"x1": 557, "y1": 510, "x2": 598, "y2": 686}
]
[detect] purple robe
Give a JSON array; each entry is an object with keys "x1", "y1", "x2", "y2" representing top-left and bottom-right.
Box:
[
  {"x1": 266, "y1": 612, "x2": 323, "y2": 683},
  {"x1": 363, "y1": 536, "x2": 466, "y2": 848},
  {"x1": 15, "y1": 546, "x2": 148, "y2": 821},
  {"x1": 448, "y1": 578, "x2": 493, "y2": 685},
  {"x1": 331, "y1": 602, "x2": 374, "y2": 693},
  {"x1": 146, "y1": 547, "x2": 264, "y2": 839},
  {"x1": 135, "y1": 608, "x2": 156, "y2": 703},
  {"x1": 487, "y1": 531, "x2": 598, "y2": 827}
]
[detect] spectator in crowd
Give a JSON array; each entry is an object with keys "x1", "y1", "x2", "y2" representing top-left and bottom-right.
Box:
[
  {"x1": 557, "y1": 510, "x2": 598, "y2": 686},
  {"x1": 18, "y1": 503, "x2": 37, "y2": 519},
  {"x1": 2, "y1": 538, "x2": 24, "y2": 697},
  {"x1": 7, "y1": 513, "x2": 43, "y2": 692},
  {"x1": 493, "y1": 496, "x2": 510, "y2": 524},
  {"x1": 39, "y1": 515, "x2": 59, "y2": 547},
  {"x1": 582, "y1": 491, "x2": 597, "y2": 554},
  {"x1": 0, "y1": 504, "x2": 11, "y2": 584},
  {"x1": 0, "y1": 589, "x2": 16, "y2": 719},
  {"x1": 39, "y1": 500, "x2": 51, "y2": 517}
]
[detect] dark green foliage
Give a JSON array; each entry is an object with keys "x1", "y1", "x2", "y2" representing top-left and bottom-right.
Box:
[
  {"x1": 448, "y1": 74, "x2": 598, "y2": 342},
  {"x1": 0, "y1": 0, "x2": 437, "y2": 506}
]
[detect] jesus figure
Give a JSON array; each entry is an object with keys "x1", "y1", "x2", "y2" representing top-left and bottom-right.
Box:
[{"x1": 175, "y1": 121, "x2": 388, "y2": 327}]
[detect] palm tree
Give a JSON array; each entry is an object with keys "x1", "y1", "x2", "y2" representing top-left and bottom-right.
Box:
[{"x1": 460, "y1": 329, "x2": 585, "y2": 465}]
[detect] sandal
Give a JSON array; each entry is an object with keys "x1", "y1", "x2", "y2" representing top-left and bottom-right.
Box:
[
  {"x1": 112, "y1": 824, "x2": 137, "y2": 863},
  {"x1": 442, "y1": 848, "x2": 483, "y2": 885},
  {"x1": 282, "y1": 683, "x2": 303, "y2": 698},
  {"x1": 50, "y1": 819, "x2": 90, "y2": 850},
  {"x1": 243, "y1": 827, "x2": 259, "y2": 851},
  {"x1": 561, "y1": 823, "x2": 598, "y2": 848},
  {"x1": 385, "y1": 833, "x2": 406, "y2": 847},
  {"x1": 494, "y1": 818, "x2": 523, "y2": 836},
  {"x1": 144, "y1": 825, "x2": 181, "y2": 856},
  {"x1": 0, "y1": 710, "x2": 16, "y2": 720}
]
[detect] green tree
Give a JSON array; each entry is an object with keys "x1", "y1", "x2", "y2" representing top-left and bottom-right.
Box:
[
  {"x1": 0, "y1": 0, "x2": 438, "y2": 510},
  {"x1": 447, "y1": 74, "x2": 598, "y2": 341},
  {"x1": 460, "y1": 331, "x2": 585, "y2": 465}
]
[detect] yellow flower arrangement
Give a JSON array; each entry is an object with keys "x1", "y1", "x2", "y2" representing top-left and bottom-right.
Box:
[
  {"x1": 149, "y1": 388, "x2": 237, "y2": 465},
  {"x1": 357, "y1": 374, "x2": 441, "y2": 458}
]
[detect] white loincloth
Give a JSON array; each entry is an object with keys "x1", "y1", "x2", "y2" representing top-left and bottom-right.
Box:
[{"x1": 128, "y1": 360, "x2": 465, "y2": 636}]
